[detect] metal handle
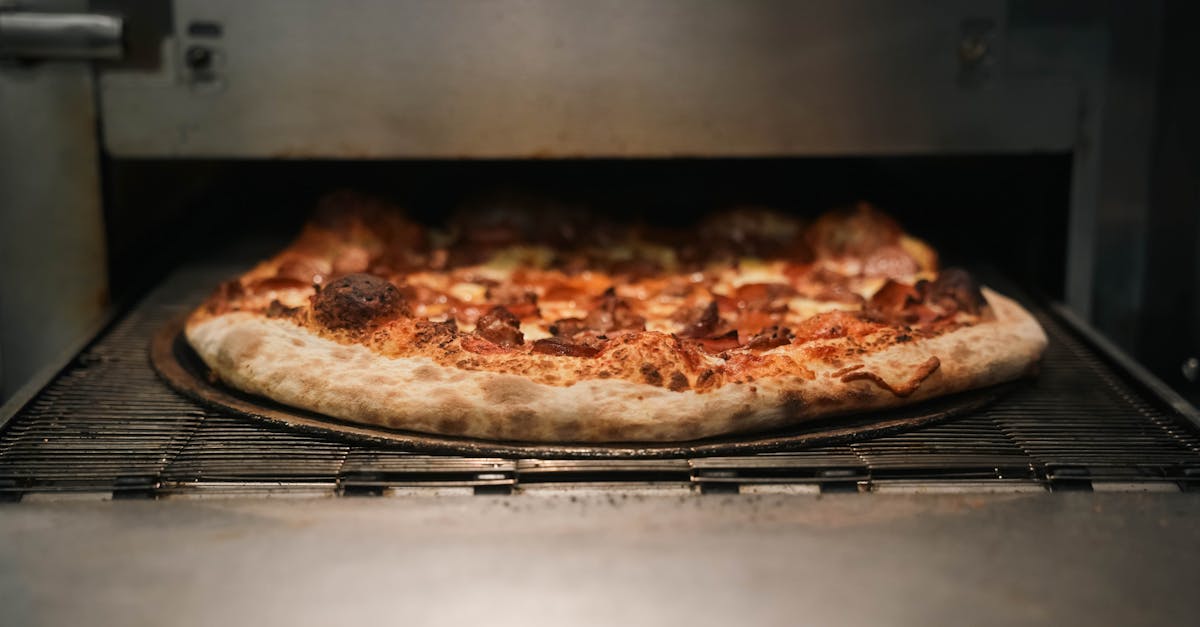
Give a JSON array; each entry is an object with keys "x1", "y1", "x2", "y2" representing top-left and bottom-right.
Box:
[{"x1": 0, "y1": 11, "x2": 123, "y2": 60}]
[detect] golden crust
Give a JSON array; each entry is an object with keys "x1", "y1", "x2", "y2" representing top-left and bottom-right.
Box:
[{"x1": 186, "y1": 289, "x2": 1045, "y2": 442}]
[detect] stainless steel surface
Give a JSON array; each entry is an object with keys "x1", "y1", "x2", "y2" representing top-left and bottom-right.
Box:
[
  {"x1": 2, "y1": 262, "x2": 1198, "y2": 497},
  {"x1": 99, "y1": 0, "x2": 1087, "y2": 158},
  {"x1": 1, "y1": 494, "x2": 1198, "y2": 626},
  {"x1": 0, "y1": 0, "x2": 110, "y2": 405},
  {"x1": 0, "y1": 10, "x2": 122, "y2": 60}
]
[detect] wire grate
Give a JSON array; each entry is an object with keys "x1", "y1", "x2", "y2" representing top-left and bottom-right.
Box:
[{"x1": 1, "y1": 265, "x2": 1199, "y2": 497}]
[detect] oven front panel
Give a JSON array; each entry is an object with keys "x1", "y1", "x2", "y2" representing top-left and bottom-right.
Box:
[{"x1": 97, "y1": 0, "x2": 1090, "y2": 159}]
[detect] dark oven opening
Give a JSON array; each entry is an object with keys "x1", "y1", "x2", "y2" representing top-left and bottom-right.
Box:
[{"x1": 103, "y1": 155, "x2": 1072, "y2": 307}]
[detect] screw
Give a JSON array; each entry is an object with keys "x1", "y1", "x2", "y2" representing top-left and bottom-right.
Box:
[
  {"x1": 185, "y1": 45, "x2": 212, "y2": 71},
  {"x1": 958, "y1": 36, "x2": 989, "y2": 66},
  {"x1": 1183, "y1": 357, "x2": 1199, "y2": 383}
]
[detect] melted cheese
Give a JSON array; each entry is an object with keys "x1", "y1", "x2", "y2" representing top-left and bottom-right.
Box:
[
  {"x1": 785, "y1": 297, "x2": 858, "y2": 320},
  {"x1": 448, "y1": 282, "x2": 488, "y2": 303},
  {"x1": 521, "y1": 322, "x2": 552, "y2": 341}
]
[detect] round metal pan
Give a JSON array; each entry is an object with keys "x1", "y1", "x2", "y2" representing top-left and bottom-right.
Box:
[{"x1": 151, "y1": 314, "x2": 1009, "y2": 459}]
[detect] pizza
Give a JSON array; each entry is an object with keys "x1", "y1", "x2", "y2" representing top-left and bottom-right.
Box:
[{"x1": 185, "y1": 191, "x2": 1047, "y2": 442}]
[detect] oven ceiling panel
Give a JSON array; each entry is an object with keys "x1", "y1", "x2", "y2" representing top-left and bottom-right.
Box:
[{"x1": 98, "y1": 0, "x2": 1089, "y2": 158}]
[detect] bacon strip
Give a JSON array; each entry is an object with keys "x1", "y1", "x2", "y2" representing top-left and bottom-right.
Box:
[{"x1": 680, "y1": 301, "x2": 720, "y2": 338}]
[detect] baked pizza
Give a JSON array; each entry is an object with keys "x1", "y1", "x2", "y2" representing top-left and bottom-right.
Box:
[{"x1": 185, "y1": 191, "x2": 1047, "y2": 442}]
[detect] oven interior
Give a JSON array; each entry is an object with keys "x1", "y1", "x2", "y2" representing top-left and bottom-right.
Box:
[
  {"x1": 3, "y1": 155, "x2": 1198, "y2": 500},
  {"x1": 2, "y1": 0, "x2": 1197, "y2": 498}
]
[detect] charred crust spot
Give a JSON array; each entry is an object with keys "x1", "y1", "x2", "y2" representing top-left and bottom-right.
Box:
[
  {"x1": 695, "y1": 369, "x2": 718, "y2": 389},
  {"x1": 414, "y1": 319, "x2": 459, "y2": 347},
  {"x1": 437, "y1": 417, "x2": 469, "y2": 435},
  {"x1": 667, "y1": 371, "x2": 690, "y2": 392},
  {"x1": 531, "y1": 337, "x2": 600, "y2": 358},
  {"x1": 480, "y1": 375, "x2": 540, "y2": 404},
  {"x1": 553, "y1": 420, "x2": 583, "y2": 440},
  {"x1": 640, "y1": 363, "x2": 663, "y2": 386},
  {"x1": 312, "y1": 273, "x2": 407, "y2": 330},
  {"x1": 780, "y1": 390, "x2": 806, "y2": 416},
  {"x1": 214, "y1": 329, "x2": 263, "y2": 374},
  {"x1": 731, "y1": 406, "x2": 755, "y2": 421},
  {"x1": 506, "y1": 409, "x2": 536, "y2": 426},
  {"x1": 412, "y1": 365, "x2": 444, "y2": 381},
  {"x1": 746, "y1": 325, "x2": 794, "y2": 350}
]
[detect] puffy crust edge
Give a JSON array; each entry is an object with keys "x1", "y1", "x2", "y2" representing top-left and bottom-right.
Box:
[{"x1": 185, "y1": 288, "x2": 1046, "y2": 442}]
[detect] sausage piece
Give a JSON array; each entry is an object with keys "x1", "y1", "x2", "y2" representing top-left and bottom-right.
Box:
[{"x1": 474, "y1": 305, "x2": 525, "y2": 347}]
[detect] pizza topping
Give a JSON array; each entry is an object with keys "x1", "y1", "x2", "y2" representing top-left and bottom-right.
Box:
[
  {"x1": 585, "y1": 287, "x2": 646, "y2": 332},
  {"x1": 692, "y1": 330, "x2": 741, "y2": 353},
  {"x1": 459, "y1": 334, "x2": 510, "y2": 355},
  {"x1": 312, "y1": 273, "x2": 409, "y2": 330},
  {"x1": 806, "y1": 203, "x2": 902, "y2": 260},
  {"x1": 549, "y1": 317, "x2": 588, "y2": 337},
  {"x1": 697, "y1": 207, "x2": 809, "y2": 259},
  {"x1": 868, "y1": 279, "x2": 923, "y2": 316},
  {"x1": 792, "y1": 310, "x2": 884, "y2": 344},
  {"x1": 247, "y1": 276, "x2": 313, "y2": 294},
  {"x1": 862, "y1": 245, "x2": 921, "y2": 279},
  {"x1": 733, "y1": 283, "x2": 795, "y2": 311},
  {"x1": 331, "y1": 246, "x2": 371, "y2": 276},
  {"x1": 202, "y1": 280, "x2": 245, "y2": 314},
  {"x1": 798, "y1": 268, "x2": 865, "y2": 305},
  {"x1": 746, "y1": 325, "x2": 794, "y2": 350},
  {"x1": 265, "y1": 299, "x2": 302, "y2": 319},
  {"x1": 609, "y1": 258, "x2": 663, "y2": 280},
  {"x1": 531, "y1": 337, "x2": 601, "y2": 358},
  {"x1": 679, "y1": 301, "x2": 722, "y2": 338},
  {"x1": 925, "y1": 267, "x2": 986, "y2": 315},
  {"x1": 485, "y1": 284, "x2": 541, "y2": 319},
  {"x1": 194, "y1": 194, "x2": 1011, "y2": 399},
  {"x1": 474, "y1": 305, "x2": 525, "y2": 347}
]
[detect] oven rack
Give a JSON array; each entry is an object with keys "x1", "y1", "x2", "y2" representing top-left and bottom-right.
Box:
[{"x1": 2, "y1": 264, "x2": 1198, "y2": 500}]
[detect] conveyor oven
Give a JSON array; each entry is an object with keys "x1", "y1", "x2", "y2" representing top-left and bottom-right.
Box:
[{"x1": 2, "y1": 2, "x2": 1198, "y2": 626}]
